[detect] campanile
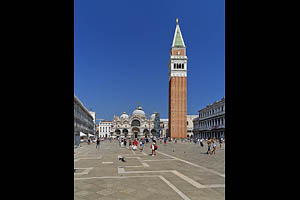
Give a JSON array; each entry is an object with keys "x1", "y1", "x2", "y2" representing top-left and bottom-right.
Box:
[{"x1": 168, "y1": 18, "x2": 187, "y2": 139}]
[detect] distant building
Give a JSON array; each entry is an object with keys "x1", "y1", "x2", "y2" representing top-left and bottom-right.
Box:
[
  {"x1": 74, "y1": 95, "x2": 95, "y2": 147},
  {"x1": 193, "y1": 97, "x2": 225, "y2": 139},
  {"x1": 160, "y1": 119, "x2": 169, "y2": 138},
  {"x1": 89, "y1": 111, "x2": 96, "y2": 136},
  {"x1": 160, "y1": 115, "x2": 197, "y2": 138},
  {"x1": 98, "y1": 121, "x2": 113, "y2": 138},
  {"x1": 111, "y1": 106, "x2": 159, "y2": 139},
  {"x1": 187, "y1": 115, "x2": 198, "y2": 137}
]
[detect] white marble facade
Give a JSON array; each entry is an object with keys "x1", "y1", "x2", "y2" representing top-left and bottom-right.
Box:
[{"x1": 111, "y1": 106, "x2": 159, "y2": 139}]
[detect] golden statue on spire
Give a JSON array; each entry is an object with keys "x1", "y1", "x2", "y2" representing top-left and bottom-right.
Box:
[{"x1": 176, "y1": 18, "x2": 178, "y2": 24}]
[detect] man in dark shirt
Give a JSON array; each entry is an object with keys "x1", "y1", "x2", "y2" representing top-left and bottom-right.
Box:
[{"x1": 96, "y1": 138, "x2": 100, "y2": 149}]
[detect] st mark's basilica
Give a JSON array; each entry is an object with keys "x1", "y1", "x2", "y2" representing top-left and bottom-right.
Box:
[{"x1": 111, "y1": 106, "x2": 160, "y2": 139}]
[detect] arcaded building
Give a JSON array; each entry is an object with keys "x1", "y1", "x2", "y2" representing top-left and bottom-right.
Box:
[
  {"x1": 111, "y1": 106, "x2": 160, "y2": 139},
  {"x1": 74, "y1": 95, "x2": 95, "y2": 147},
  {"x1": 168, "y1": 18, "x2": 188, "y2": 139},
  {"x1": 193, "y1": 97, "x2": 225, "y2": 139}
]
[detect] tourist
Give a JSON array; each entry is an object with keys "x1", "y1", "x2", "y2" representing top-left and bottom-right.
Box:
[
  {"x1": 132, "y1": 139, "x2": 138, "y2": 151},
  {"x1": 200, "y1": 138, "x2": 204, "y2": 147},
  {"x1": 151, "y1": 142, "x2": 157, "y2": 156},
  {"x1": 124, "y1": 139, "x2": 127, "y2": 147},
  {"x1": 174, "y1": 137, "x2": 177, "y2": 143},
  {"x1": 164, "y1": 137, "x2": 167, "y2": 145},
  {"x1": 211, "y1": 138, "x2": 217, "y2": 154},
  {"x1": 128, "y1": 139, "x2": 132, "y2": 150},
  {"x1": 139, "y1": 139, "x2": 143, "y2": 151},
  {"x1": 206, "y1": 137, "x2": 212, "y2": 154},
  {"x1": 219, "y1": 137, "x2": 223, "y2": 148},
  {"x1": 96, "y1": 138, "x2": 100, "y2": 149}
]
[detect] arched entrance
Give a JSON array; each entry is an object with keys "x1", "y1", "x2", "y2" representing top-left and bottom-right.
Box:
[
  {"x1": 151, "y1": 129, "x2": 157, "y2": 137},
  {"x1": 132, "y1": 127, "x2": 140, "y2": 139},
  {"x1": 131, "y1": 119, "x2": 140, "y2": 127},
  {"x1": 143, "y1": 129, "x2": 149, "y2": 138},
  {"x1": 115, "y1": 129, "x2": 121, "y2": 137},
  {"x1": 123, "y1": 129, "x2": 128, "y2": 138}
]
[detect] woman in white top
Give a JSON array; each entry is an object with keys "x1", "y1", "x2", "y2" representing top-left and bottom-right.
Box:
[{"x1": 212, "y1": 138, "x2": 217, "y2": 154}]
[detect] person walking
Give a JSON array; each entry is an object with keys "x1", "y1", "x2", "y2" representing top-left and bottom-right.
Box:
[
  {"x1": 164, "y1": 137, "x2": 167, "y2": 145},
  {"x1": 132, "y1": 139, "x2": 138, "y2": 151},
  {"x1": 139, "y1": 139, "x2": 143, "y2": 152},
  {"x1": 200, "y1": 138, "x2": 204, "y2": 147},
  {"x1": 219, "y1": 137, "x2": 223, "y2": 148},
  {"x1": 128, "y1": 139, "x2": 132, "y2": 150},
  {"x1": 206, "y1": 137, "x2": 212, "y2": 154},
  {"x1": 124, "y1": 139, "x2": 127, "y2": 147},
  {"x1": 151, "y1": 142, "x2": 157, "y2": 156},
  {"x1": 212, "y1": 138, "x2": 217, "y2": 154},
  {"x1": 174, "y1": 137, "x2": 177, "y2": 144},
  {"x1": 96, "y1": 138, "x2": 100, "y2": 149}
]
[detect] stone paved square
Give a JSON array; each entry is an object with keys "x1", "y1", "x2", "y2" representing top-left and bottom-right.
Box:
[{"x1": 74, "y1": 140, "x2": 225, "y2": 200}]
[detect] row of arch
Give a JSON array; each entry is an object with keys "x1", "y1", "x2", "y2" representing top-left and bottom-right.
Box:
[
  {"x1": 115, "y1": 128, "x2": 157, "y2": 134},
  {"x1": 115, "y1": 128, "x2": 157, "y2": 138},
  {"x1": 174, "y1": 63, "x2": 184, "y2": 69}
]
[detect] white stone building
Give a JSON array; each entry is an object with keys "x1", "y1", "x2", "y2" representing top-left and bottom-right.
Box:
[
  {"x1": 74, "y1": 95, "x2": 95, "y2": 147},
  {"x1": 187, "y1": 115, "x2": 198, "y2": 137},
  {"x1": 193, "y1": 97, "x2": 225, "y2": 139},
  {"x1": 89, "y1": 111, "x2": 96, "y2": 136},
  {"x1": 160, "y1": 119, "x2": 169, "y2": 138},
  {"x1": 111, "y1": 106, "x2": 160, "y2": 139},
  {"x1": 98, "y1": 121, "x2": 113, "y2": 138}
]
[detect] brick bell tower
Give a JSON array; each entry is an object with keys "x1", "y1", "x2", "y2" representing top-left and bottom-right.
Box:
[{"x1": 168, "y1": 18, "x2": 187, "y2": 139}]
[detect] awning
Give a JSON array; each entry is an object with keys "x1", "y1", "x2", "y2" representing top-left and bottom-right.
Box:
[{"x1": 80, "y1": 132, "x2": 87, "y2": 137}]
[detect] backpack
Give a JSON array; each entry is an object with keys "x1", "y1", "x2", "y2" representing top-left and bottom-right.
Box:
[{"x1": 154, "y1": 145, "x2": 158, "y2": 150}]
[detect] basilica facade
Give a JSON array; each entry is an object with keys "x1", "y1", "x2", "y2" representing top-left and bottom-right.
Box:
[{"x1": 111, "y1": 106, "x2": 160, "y2": 139}]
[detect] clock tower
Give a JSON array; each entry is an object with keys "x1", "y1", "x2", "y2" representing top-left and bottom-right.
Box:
[{"x1": 168, "y1": 18, "x2": 188, "y2": 139}]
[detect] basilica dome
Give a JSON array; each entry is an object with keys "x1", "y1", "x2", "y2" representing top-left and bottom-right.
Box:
[
  {"x1": 120, "y1": 112, "x2": 129, "y2": 119},
  {"x1": 132, "y1": 106, "x2": 145, "y2": 117}
]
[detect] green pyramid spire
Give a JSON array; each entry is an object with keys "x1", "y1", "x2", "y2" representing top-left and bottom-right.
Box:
[{"x1": 172, "y1": 18, "x2": 185, "y2": 48}]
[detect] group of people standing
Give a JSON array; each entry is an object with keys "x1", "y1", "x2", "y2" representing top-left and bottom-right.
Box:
[
  {"x1": 204, "y1": 137, "x2": 224, "y2": 155},
  {"x1": 118, "y1": 137, "x2": 158, "y2": 156}
]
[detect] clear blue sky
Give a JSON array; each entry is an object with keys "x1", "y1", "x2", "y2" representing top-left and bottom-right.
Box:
[{"x1": 74, "y1": 0, "x2": 225, "y2": 121}]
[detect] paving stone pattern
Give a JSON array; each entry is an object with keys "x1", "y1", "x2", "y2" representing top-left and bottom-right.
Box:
[{"x1": 74, "y1": 140, "x2": 225, "y2": 200}]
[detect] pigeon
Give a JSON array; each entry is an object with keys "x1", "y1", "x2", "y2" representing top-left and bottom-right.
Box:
[{"x1": 118, "y1": 156, "x2": 126, "y2": 162}]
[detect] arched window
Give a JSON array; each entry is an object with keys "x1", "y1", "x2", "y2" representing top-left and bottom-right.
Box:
[
  {"x1": 174, "y1": 63, "x2": 176, "y2": 69},
  {"x1": 182, "y1": 63, "x2": 184, "y2": 69},
  {"x1": 131, "y1": 120, "x2": 140, "y2": 127}
]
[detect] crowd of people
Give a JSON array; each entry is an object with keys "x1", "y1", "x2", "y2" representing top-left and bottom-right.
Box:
[
  {"x1": 89, "y1": 135, "x2": 224, "y2": 156},
  {"x1": 117, "y1": 137, "x2": 158, "y2": 156}
]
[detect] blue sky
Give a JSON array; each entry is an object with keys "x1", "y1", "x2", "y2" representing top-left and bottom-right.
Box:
[{"x1": 74, "y1": 0, "x2": 225, "y2": 120}]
